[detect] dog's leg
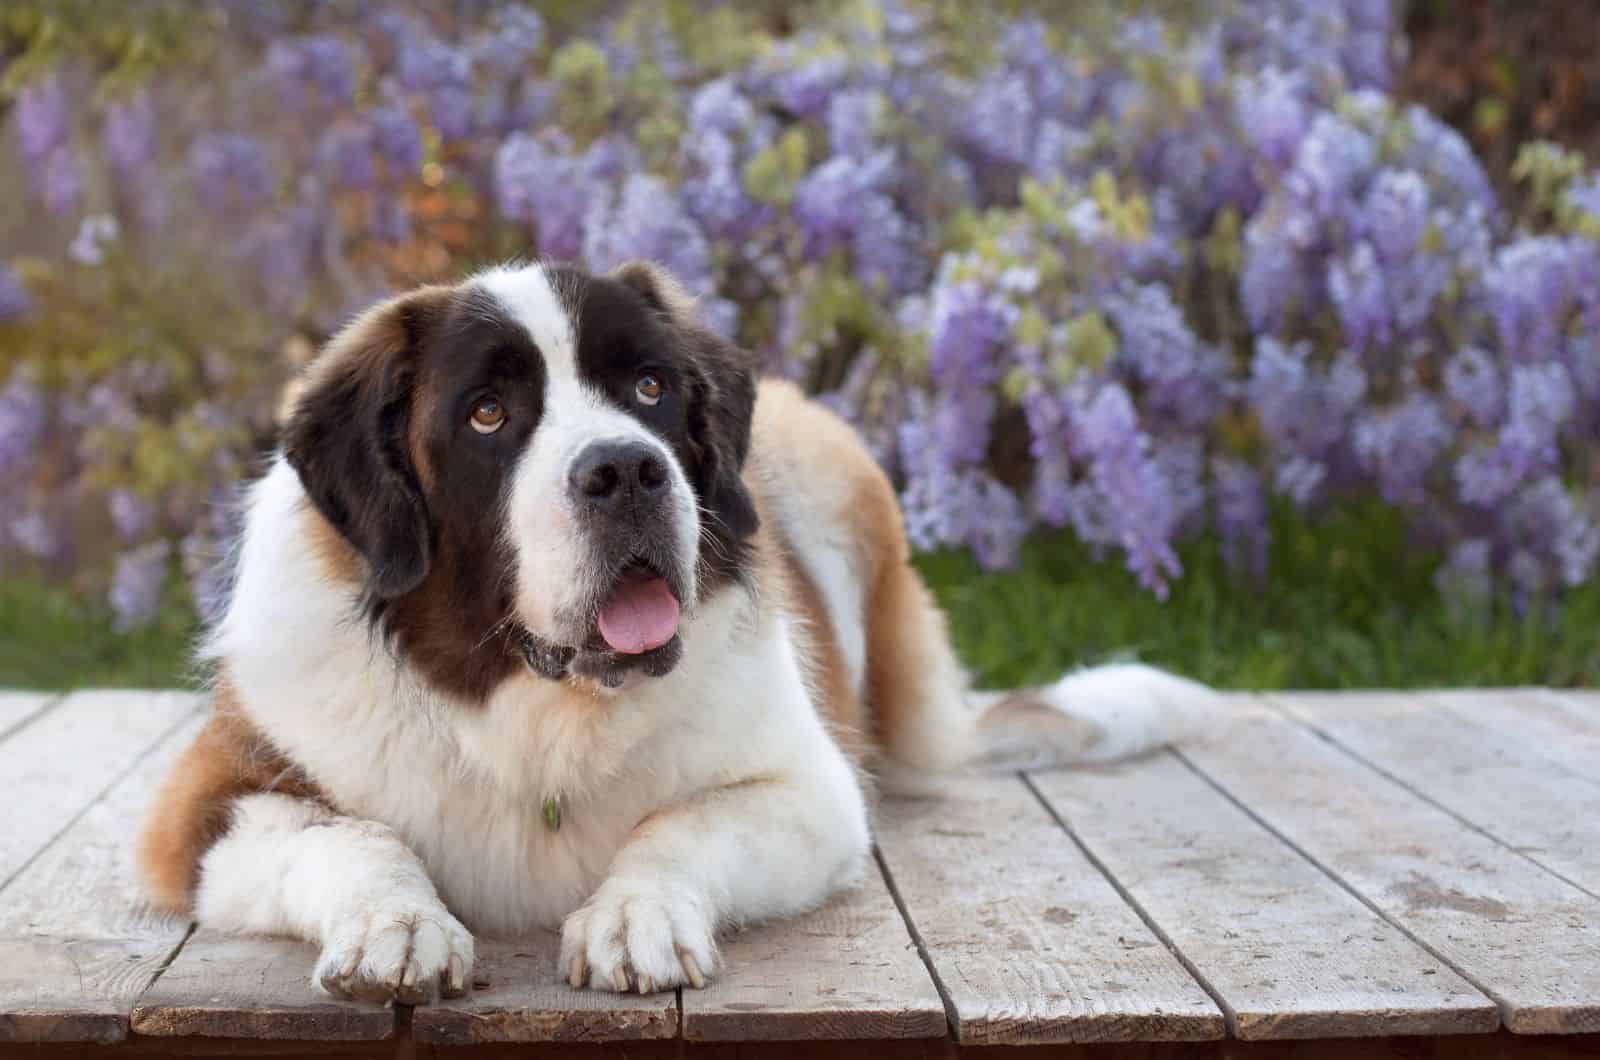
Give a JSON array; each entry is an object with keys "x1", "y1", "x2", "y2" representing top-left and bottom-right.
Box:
[
  {"x1": 559, "y1": 755, "x2": 870, "y2": 994},
  {"x1": 193, "y1": 792, "x2": 474, "y2": 1003}
]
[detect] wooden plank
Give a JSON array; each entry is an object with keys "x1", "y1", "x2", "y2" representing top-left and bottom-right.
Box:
[
  {"x1": 410, "y1": 933, "x2": 676, "y2": 1044},
  {"x1": 0, "y1": 692, "x2": 58, "y2": 744},
  {"x1": 1424, "y1": 689, "x2": 1600, "y2": 783},
  {"x1": 130, "y1": 934, "x2": 394, "y2": 1041},
  {"x1": 0, "y1": 713, "x2": 205, "y2": 1043},
  {"x1": 1549, "y1": 690, "x2": 1600, "y2": 716},
  {"x1": 1030, "y1": 753, "x2": 1496, "y2": 1040},
  {"x1": 683, "y1": 863, "x2": 947, "y2": 1042},
  {"x1": 1182, "y1": 699, "x2": 1600, "y2": 1034},
  {"x1": 874, "y1": 775, "x2": 1223, "y2": 1046},
  {"x1": 0, "y1": 690, "x2": 200, "y2": 889},
  {"x1": 1274, "y1": 691, "x2": 1600, "y2": 895}
]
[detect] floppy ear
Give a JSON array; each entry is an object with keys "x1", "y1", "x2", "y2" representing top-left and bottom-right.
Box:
[
  {"x1": 281, "y1": 290, "x2": 444, "y2": 600},
  {"x1": 686, "y1": 334, "x2": 760, "y2": 542},
  {"x1": 613, "y1": 261, "x2": 759, "y2": 543}
]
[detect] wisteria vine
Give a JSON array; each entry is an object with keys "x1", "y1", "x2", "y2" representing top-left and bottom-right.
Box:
[{"x1": 1, "y1": 0, "x2": 1597, "y2": 630}]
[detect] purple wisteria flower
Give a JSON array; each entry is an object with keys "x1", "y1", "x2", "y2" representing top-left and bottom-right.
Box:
[
  {"x1": 108, "y1": 488, "x2": 156, "y2": 543},
  {"x1": 189, "y1": 133, "x2": 274, "y2": 217},
  {"x1": 102, "y1": 92, "x2": 159, "y2": 176},
  {"x1": 0, "y1": 374, "x2": 47, "y2": 478},
  {"x1": 1071, "y1": 383, "x2": 1182, "y2": 598},
  {"x1": 110, "y1": 540, "x2": 171, "y2": 632},
  {"x1": 0, "y1": 267, "x2": 30, "y2": 322},
  {"x1": 495, "y1": 131, "x2": 588, "y2": 260},
  {"x1": 11, "y1": 0, "x2": 1600, "y2": 605},
  {"x1": 582, "y1": 174, "x2": 714, "y2": 296}
]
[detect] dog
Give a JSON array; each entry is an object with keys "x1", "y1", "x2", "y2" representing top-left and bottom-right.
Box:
[{"x1": 136, "y1": 260, "x2": 1213, "y2": 1002}]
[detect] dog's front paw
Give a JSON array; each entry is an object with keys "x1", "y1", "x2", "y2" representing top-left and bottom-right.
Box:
[
  {"x1": 559, "y1": 880, "x2": 717, "y2": 994},
  {"x1": 315, "y1": 897, "x2": 475, "y2": 1004}
]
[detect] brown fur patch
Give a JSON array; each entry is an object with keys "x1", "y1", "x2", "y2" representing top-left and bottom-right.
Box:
[
  {"x1": 748, "y1": 380, "x2": 934, "y2": 764},
  {"x1": 136, "y1": 678, "x2": 325, "y2": 912},
  {"x1": 764, "y1": 509, "x2": 870, "y2": 762},
  {"x1": 304, "y1": 503, "x2": 363, "y2": 587}
]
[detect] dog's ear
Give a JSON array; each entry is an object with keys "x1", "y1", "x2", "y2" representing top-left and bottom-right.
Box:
[
  {"x1": 281, "y1": 289, "x2": 448, "y2": 600},
  {"x1": 613, "y1": 261, "x2": 759, "y2": 544},
  {"x1": 686, "y1": 333, "x2": 760, "y2": 542}
]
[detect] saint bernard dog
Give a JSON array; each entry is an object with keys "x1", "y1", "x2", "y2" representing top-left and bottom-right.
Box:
[{"x1": 136, "y1": 260, "x2": 1215, "y2": 1002}]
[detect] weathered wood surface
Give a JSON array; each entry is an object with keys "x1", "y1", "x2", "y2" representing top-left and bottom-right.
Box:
[
  {"x1": 5, "y1": 687, "x2": 1600, "y2": 1050},
  {"x1": 683, "y1": 863, "x2": 947, "y2": 1042},
  {"x1": 875, "y1": 775, "x2": 1224, "y2": 1046},
  {"x1": 131, "y1": 934, "x2": 395, "y2": 1041},
  {"x1": 1186, "y1": 697, "x2": 1600, "y2": 1034},
  {"x1": 0, "y1": 690, "x2": 200, "y2": 890},
  {"x1": 1274, "y1": 691, "x2": 1600, "y2": 896},
  {"x1": 410, "y1": 933, "x2": 676, "y2": 1044},
  {"x1": 0, "y1": 692, "x2": 57, "y2": 743},
  {"x1": 1029, "y1": 751, "x2": 1497, "y2": 1040},
  {"x1": 1429, "y1": 689, "x2": 1600, "y2": 786},
  {"x1": 0, "y1": 713, "x2": 204, "y2": 1043}
]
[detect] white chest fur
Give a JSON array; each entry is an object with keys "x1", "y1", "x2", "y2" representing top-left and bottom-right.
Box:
[{"x1": 209, "y1": 461, "x2": 812, "y2": 936}]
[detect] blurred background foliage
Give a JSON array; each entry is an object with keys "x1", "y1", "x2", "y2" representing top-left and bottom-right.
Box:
[{"x1": 1, "y1": 0, "x2": 1597, "y2": 689}]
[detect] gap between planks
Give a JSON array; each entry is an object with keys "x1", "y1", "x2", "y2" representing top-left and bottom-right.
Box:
[
  {"x1": 0, "y1": 693, "x2": 205, "y2": 898},
  {"x1": 1264, "y1": 692, "x2": 1600, "y2": 903},
  {"x1": 1173, "y1": 696, "x2": 1600, "y2": 1034},
  {"x1": 0, "y1": 692, "x2": 65, "y2": 747},
  {"x1": 1023, "y1": 755, "x2": 1498, "y2": 1042},
  {"x1": 1165, "y1": 747, "x2": 1506, "y2": 1034},
  {"x1": 1016, "y1": 772, "x2": 1242, "y2": 1037}
]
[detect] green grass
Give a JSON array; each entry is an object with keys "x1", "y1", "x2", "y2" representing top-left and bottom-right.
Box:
[
  {"x1": 0, "y1": 575, "x2": 200, "y2": 690},
  {"x1": 915, "y1": 504, "x2": 1600, "y2": 691},
  {"x1": 2, "y1": 504, "x2": 1596, "y2": 691}
]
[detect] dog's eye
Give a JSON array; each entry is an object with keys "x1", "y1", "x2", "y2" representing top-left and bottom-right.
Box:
[
  {"x1": 635, "y1": 373, "x2": 664, "y2": 407},
  {"x1": 470, "y1": 397, "x2": 506, "y2": 434}
]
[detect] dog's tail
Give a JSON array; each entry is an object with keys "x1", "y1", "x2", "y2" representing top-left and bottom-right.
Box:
[
  {"x1": 968, "y1": 663, "x2": 1219, "y2": 771},
  {"x1": 875, "y1": 659, "x2": 1221, "y2": 796}
]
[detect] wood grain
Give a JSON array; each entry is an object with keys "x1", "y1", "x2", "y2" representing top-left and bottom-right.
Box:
[
  {"x1": 0, "y1": 692, "x2": 57, "y2": 744},
  {"x1": 1426, "y1": 689, "x2": 1600, "y2": 784},
  {"x1": 1030, "y1": 751, "x2": 1496, "y2": 1039},
  {"x1": 131, "y1": 934, "x2": 394, "y2": 1041},
  {"x1": 0, "y1": 710, "x2": 205, "y2": 1043},
  {"x1": 1183, "y1": 698, "x2": 1600, "y2": 1034},
  {"x1": 410, "y1": 933, "x2": 677, "y2": 1044},
  {"x1": 874, "y1": 774, "x2": 1223, "y2": 1046},
  {"x1": 683, "y1": 863, "x2": 947, "y2": 1042},
  {"x1": 1272, "y1": 691, "x2": 1600, "y2": 895},
  {"x1": 0, "y1": 690, "x2": 201, "y2": 890}
]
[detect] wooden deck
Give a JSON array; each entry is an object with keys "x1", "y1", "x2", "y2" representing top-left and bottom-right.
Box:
[{"x1": 2, "y1": 689, "x2": 1599, "y2": 1058}]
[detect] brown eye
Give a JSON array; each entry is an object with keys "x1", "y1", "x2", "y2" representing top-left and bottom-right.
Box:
[
  {"x1": 470, "y1": 397, "x2": 506, "y2": 434},
  {"x1": 635, "y1": 373, "x2": 664, "y2": 406}
]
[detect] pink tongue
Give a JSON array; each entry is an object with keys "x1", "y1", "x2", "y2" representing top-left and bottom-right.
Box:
[{"x1": 597, "y1": 576, "x2": 681, "y2": 654}]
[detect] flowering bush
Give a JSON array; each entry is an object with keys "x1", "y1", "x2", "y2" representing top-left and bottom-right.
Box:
[{"x1": 2, "y1": 0, "x2": 1597, "y2": 631}]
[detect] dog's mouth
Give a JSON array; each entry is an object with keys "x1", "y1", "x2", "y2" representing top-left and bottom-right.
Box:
[
  {"x1": 594, "y1": 560, "x2": 681, "y2": 655},
  {"x1": 520, "y1": 558, "x2": 686, "y2": 688}
]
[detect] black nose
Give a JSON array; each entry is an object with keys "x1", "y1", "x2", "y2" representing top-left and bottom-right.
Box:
[{"x1": 569, "y1": 440, "x2": 669, "y2": 508}]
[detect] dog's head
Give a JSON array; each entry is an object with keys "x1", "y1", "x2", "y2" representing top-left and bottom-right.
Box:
[{"x1": 281, "y1": 262, "x2": 758, "y2": 700}]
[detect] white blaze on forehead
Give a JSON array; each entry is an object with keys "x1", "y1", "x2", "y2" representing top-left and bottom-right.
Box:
[
  {"x1": 473, "y1": 263, "x2": 579, "y2": 382},
  {"x1": 480, "y1": 261, "x2": 704, "y2": 642}
]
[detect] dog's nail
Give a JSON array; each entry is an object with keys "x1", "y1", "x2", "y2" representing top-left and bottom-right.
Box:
[
  {"x1": 680, "y1": 952, "x2": 706, "y2": 990},
  {"x1": 446, "y1": 954, "x2": 464, "y2": 991},
  {"x1": 611, "y1": 966, "x2": 630, "y2": 992}
]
